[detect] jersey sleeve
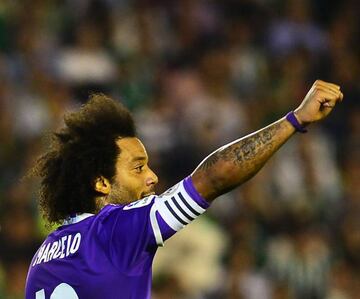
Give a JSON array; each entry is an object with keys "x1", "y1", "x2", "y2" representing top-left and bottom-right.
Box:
[
  {"x1": 97, "y1": 176, "x2": 209, "y2": 273},
  {"x1": 149, "y1": 176, "x2": 210, "y2": 246}
]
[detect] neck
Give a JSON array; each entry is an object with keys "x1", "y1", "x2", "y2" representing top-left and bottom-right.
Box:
[{"x1": 95, "y1": 196, "x2": 109, "y2": 213}]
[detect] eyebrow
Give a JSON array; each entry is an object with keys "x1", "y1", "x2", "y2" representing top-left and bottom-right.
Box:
[{"x1": 131, "y1": 156, "x2": 147, "y2": 162}]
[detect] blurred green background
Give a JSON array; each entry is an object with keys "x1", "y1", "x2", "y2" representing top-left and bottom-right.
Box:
[{"x1": 0, "y1": 0, "x2": 359, "y2": 298}]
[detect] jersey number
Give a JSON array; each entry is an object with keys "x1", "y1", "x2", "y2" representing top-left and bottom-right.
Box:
[{"x1": 36, "y1": 283, "x2": 79, "y2": 299}]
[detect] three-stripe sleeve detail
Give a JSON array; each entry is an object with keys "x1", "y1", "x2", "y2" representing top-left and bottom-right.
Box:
[
  {"x1": 156, "y1": 191, "x2": 206, "y2": 232},
  {"x1": 171, "y1": 197, "x2": 195, "y2": 222},
  {"x1": 177, "y1": 192, "x2": 203, "y2": 216},
  {"x1": 164, "y1": 200, "x2": 188, "y2": 225},
  {"x1": 149, "y1": 180, "x2": 208, "y2": 246}
]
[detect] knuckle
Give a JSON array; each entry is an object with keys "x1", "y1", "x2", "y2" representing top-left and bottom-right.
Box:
[{"x1": 313, "y1": 87, "x2": 321, "y2": 94}]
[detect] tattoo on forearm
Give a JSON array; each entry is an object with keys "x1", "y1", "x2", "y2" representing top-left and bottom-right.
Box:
[
  {"x1": 198, "y1": 152, "x2": 220, "y2": 170},
  {"x1": 198, "y1": 123, "x2": 281, "y2": 171},
  {"x1": 192, "y1": 119, "x2": 294, "y2": 200}
]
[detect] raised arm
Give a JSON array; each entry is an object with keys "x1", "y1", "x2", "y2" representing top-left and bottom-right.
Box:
[{"x1": 191, "y1": 80, "x2": 344, "y2": 202}]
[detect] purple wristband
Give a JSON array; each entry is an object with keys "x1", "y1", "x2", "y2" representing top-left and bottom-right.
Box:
[{"x1": 286, "y1": 111, "x2": 307, "y2": 133}]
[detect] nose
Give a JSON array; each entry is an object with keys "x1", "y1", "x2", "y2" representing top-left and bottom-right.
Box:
[{"x1": 146, "y1": 168, "x2": 158, "y2": 187}]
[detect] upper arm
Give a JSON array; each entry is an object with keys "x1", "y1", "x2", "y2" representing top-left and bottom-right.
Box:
[
  {"x1": 191, "y1": 171, "x2": 216, "y2": 202},
  {"x1": 149, "y1": 177, "x2": 210, "y2": 246},
  {"x1": 191, "y1": 153, "x2": 233, "y2": 202}
]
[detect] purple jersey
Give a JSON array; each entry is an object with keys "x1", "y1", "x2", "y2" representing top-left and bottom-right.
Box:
[{"x1": 25, "y1": 177, "x2": 209, "y2": 299}]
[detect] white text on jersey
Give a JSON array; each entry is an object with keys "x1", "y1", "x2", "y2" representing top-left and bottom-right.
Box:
[{"x1": 32, "y1": 233, "x2": 81, "y2": 266}]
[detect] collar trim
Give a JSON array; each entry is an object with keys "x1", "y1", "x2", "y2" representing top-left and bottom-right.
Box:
[{"x1": 63, "y1": 213, "x2": 94, "y2": 225}]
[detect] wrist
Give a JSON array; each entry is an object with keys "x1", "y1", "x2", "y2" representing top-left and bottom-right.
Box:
[
  {"x1": 286, "y1": 111, "x2": 308, "y2": 133},
  {"x1": 293, "y1": 110, "x2": 310, "y2": 126}
]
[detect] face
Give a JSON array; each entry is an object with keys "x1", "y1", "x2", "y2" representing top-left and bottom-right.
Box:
[{"x1": 99, "y1": 137, "x2": 158, "y2": 206}]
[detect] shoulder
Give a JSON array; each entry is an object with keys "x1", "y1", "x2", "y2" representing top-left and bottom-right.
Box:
[
  {"x1": 95, "y1": 196, "x2": 156, "y2": 223},
  {"x1": 122, "y1": 196, "x2": 155, "y2": 210}
]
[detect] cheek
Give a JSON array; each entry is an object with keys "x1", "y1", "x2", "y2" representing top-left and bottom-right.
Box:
[
  {"x1": 114, "y1": 169, "x2": 131, "y2": 186},
  {"x1": 133, "y1": 175, "x2": 147, "y2": 192},
  {"x1": 116, "y1": 171, "x2": 145, "y2": 193}
]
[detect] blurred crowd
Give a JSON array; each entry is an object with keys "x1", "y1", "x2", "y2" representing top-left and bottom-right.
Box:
[{"x1": 0, "y1": 0, "x2": 359, "y2": 298}]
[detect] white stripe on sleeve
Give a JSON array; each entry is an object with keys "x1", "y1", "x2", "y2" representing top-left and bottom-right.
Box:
[
  {"x1": 177, "y1": 191, "x2": 206, "y2": 214},
  {"x1": 156, "y1": 197, "x2": 185, "y2": 231},
  {"x1": 150, "y1": 203, "x2": 164, "y2": 246},
  {"x1": 167, "y1": 197, "x2": 192, "y2": 224},
  {"x1": 171, "y1": 194, "x2": 198, "y2": 220},
  {"x1": 152, "y1": 180, "x2": 207, "y2": 235}
]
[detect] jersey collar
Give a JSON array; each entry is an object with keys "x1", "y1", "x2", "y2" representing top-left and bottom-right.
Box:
[{"x1": 63, "y1": 213, "x2": 94, "y2": 225}]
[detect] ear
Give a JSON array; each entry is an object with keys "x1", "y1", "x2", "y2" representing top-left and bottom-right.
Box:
[{"x1": 94, "y1": 176, "x2": 111, "y2": 195}]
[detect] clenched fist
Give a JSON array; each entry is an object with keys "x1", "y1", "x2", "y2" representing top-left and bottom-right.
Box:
[{"x1": 294, "y1": 80, "x2": 344, "y2": 125}]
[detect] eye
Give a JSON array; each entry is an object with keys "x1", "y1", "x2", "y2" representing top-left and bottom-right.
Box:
[{"x1": 134, "y1": 165, "x2": 144, "y2": 173}]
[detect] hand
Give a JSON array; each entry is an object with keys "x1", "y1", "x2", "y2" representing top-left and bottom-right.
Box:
[{"x1": 294, "y1": 80, "x2": 344, "y2": 125}]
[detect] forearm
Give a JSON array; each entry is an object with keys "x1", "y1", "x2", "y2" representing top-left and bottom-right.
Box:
[{"x1": 191, "y1": 117, "x2": 296, "y2": 201}]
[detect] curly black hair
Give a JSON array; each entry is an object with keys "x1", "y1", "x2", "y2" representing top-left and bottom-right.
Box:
[{"x1": 32, "y1": 94, "x2": 136, "y2": 224}]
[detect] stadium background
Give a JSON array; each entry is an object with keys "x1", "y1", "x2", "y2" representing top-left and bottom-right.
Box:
[{"x1": 0, "y1": 0, "x2": 359, "y2": 298}]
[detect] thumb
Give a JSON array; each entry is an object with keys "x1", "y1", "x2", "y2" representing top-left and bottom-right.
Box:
[{"x1": 321, "y1": 100, "x2": 335, "y2": 108}]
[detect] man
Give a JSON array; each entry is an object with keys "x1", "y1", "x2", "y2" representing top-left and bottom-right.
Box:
[{"x1": 25, "y1": 80, "x2": 343, "y2": 298}]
